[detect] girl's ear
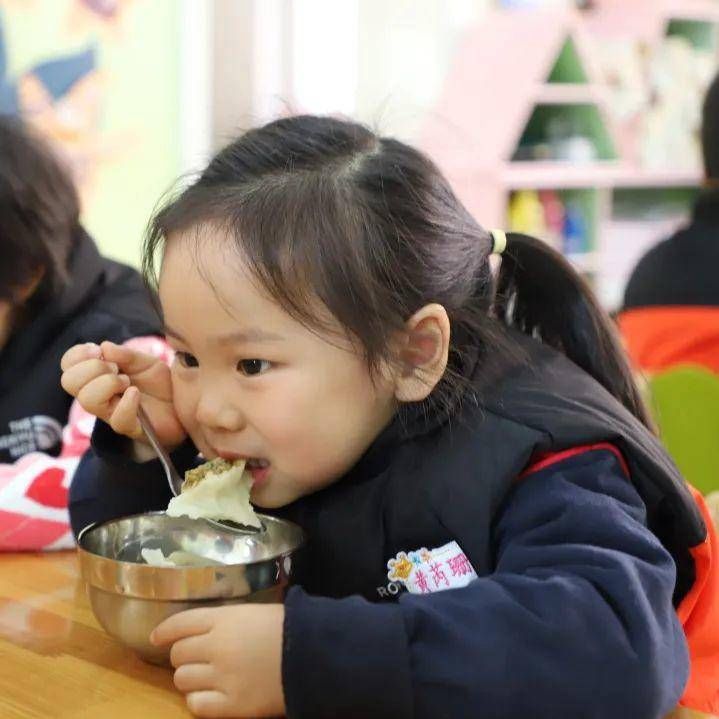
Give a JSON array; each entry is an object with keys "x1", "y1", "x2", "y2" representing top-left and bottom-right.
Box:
[{"x1": 393, "y1": 303, "x2": 450, "y2": 403}]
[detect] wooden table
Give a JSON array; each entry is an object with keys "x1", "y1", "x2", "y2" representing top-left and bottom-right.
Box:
[
  {"x1": 0, "y1": 551, "x2": 191, "y2": 718},
  {"x1": 0, "y1": 553, "x2": 712, "y2": 719}
]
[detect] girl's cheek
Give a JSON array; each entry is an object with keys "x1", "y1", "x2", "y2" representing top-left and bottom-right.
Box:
[
  {"x1": 256, "y1": 405, "x2": 305, "y2": 445},
  {"x1": 172, "y1": 384, "x2": 197, "y2": 432}
]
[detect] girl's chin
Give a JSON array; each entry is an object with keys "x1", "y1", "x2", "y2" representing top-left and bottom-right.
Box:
[{"x1": 250, "y1": 484, "x2": 298, "y2": 510}]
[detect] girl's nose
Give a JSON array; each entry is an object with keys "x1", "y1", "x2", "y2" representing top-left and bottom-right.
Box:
[{"x1": 195, "y1": 388, "x2": 245, "y2": 432}]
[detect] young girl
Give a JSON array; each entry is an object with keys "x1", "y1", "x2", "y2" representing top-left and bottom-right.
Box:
[{"x1": 61, "y1": 115, "x2": 718, "y2": 719}]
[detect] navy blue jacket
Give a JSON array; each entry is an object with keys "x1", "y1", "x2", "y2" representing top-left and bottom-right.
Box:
[
  {"x1": 0, "y1": 229, "x2": 161, "y2": 462},
  {"x1": 69, "y1": 333, "x2": 697, "y2": 719}
]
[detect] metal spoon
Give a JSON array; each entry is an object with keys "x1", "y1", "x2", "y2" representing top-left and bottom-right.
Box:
[{"x1": 136, "y1": 405, "x2": 260, "y2": 534}]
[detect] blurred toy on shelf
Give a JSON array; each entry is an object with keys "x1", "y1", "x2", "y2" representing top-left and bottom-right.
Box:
[
  {"x1": 508, "y1": 189, "x2": 547, "y2": 238},
  {"x1": 593, "y1": 20, "x2": 717, "y2": 170},
  {"x1": 514, "y1": 109, "x2": 599, "y2": 162},
  {"x1": 562, "y1": 200, "x2": 589, "y2": 254},
  {"x1": 539, "y1": 189, "x2": 565, "y2": 248},
  {"x1": 508, "y1": 189, "x2": 592, "y2": 256}
]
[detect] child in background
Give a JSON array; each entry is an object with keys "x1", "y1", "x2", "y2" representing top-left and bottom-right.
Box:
[
  {"x1": 620, "y1": 72, "x2": 719, "y2": 548},
  {"x1": 62, "y1": 115, "x2": 718, "y2": 719},
  {"x1": 0, "y1": 116, "x2": 163, "y2": 551},
  {"x1": 620, "y1": 71, "x2": 719, "y2": 374}
]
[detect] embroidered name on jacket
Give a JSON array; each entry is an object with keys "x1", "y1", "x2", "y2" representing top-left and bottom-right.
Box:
[{"x1": 382, "y1": 541, "x2": 478, "y2": 597}]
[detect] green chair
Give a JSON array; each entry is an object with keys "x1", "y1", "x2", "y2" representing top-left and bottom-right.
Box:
[{"x1": 648, "y1": 365, "x2": 719, "y2": 497}]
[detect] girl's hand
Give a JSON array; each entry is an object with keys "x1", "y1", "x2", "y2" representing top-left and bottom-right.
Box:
[
  {"x1": 151, "y1": 605, "x2": 286, "y2": 718},
  {"x1": 60, "y1": 340, "x2": 187, "y2": 450}
]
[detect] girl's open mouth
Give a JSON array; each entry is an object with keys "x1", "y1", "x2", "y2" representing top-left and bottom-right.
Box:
[{"x1": 246, "y1": 458, "x2": 270, "y2": 484}]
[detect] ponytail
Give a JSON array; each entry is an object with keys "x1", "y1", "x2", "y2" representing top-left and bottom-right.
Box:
[{"x1": 494, "y1": 233, "x2": 653, "y2": 430}]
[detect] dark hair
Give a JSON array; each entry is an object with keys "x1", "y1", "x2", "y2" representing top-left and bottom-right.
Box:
[
  {"x1": 144, "y1": 115, "x2": 651, "y2": 427},
  {"x1": 702, "y1": 72, "x2": 719, "y2": 179},
  {"x1": 0, "y1": 115, "x2": 81, "y2": 304}
]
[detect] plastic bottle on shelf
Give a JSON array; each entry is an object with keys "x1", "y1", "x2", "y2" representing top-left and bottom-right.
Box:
[
  {"x1": 562, "y1": 201, "x2": 588, "y2": 256},
  {"x1": 547, "y1": 116, "x2": 597, "y2": 162},
  {"x1": 538, "y1": 190, "x2": 565, "y2": 250},
  {"x1": 508, "y1": 190, "x2": 547, "y2": 239}
]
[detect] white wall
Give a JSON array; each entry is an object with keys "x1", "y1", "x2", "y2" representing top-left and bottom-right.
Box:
[
  {"x1": 210, "y1": 0, "x2": 492, "y2": 146},
  {"x1": 355, "y1": 0, "x2": 488, "y2": 140}
]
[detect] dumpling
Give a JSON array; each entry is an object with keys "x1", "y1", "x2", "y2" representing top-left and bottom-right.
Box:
[{"x1": 165, "y1": 458, "x2": 261, "y2": 528}]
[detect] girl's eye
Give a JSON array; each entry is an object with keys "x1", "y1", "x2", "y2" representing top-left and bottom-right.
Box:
[
  {"x1": 175, "y1": 351, "x2": 199, "y2": 368},
  {"x1": 237, "y1": 359, "x2": 271, "y2": 376}
]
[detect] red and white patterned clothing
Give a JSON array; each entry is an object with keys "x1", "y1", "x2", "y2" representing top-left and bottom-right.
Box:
[{"x1": 0, "y1": 335, "x2": 172, "y2": 551}]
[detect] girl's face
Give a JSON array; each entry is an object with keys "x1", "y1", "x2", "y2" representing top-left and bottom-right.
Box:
[{"x1": 159, "y1": 231, "x2": 398, "y2": 508}]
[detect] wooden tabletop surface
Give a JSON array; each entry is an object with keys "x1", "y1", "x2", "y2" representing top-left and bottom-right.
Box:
[
  {"x1": 0, "y1": 551, "x2": 191, "y2": 718},
  {"x1": 0, "y1": 551, "x2": 712, "y2": 719}
]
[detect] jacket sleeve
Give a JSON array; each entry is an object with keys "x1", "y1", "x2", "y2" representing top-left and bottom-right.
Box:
[{"x1": 281, "y1": 448, "x2": 689, "y2": 719}]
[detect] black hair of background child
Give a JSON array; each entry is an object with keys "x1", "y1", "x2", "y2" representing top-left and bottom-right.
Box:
[{"x1": 0, "y1": 115, "x2": 80, "y2": 305}]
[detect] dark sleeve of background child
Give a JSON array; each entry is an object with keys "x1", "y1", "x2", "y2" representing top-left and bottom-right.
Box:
[
  {"x1": 68, "y1": 419, "x2": 198, "y2": 537},
  {"x1": 281, "y1": 448, "x2": 689, "y2": 719}
]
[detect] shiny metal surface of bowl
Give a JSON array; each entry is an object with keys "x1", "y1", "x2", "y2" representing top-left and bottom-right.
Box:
[{"x1": 78, "y1": 512, "x2": 304, "y2": 664}]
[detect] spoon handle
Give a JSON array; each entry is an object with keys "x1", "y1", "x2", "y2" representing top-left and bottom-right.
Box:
[{"x1": 136, "y1": 405, "x2": 184, "y2": 497}]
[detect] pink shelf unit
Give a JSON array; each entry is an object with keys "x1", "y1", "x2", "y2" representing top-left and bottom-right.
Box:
[
  {"x1": 417, "y1": 2, "x2": 718, "y2": 307},
  {"x1": 418, "y1": 7, "x2": 619, "y2": 225}
]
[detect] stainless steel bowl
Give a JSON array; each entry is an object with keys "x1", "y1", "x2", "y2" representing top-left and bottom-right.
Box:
[{"x1": 78, "y1": 512, "x2": 304, "y2": 664}]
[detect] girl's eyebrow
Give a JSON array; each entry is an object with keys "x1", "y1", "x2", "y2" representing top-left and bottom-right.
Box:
[{"x1": 164, "y1": 325, "x2": 285, "y2": 345}]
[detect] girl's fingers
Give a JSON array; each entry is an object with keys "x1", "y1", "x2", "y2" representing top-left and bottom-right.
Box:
[
  {"x1": 152, "y1": 608, "x2": 215, "y2": 648},
  {"x1": 169, "y1": 634, "x2": 214, "y2": 669},
  {"x1": 101, "y1": 340, "x2": 174, "y2": 402},
  {"x1": 185, "y1": 690, "x2": 233, "y2": 718},
  {"x1": 60, "y1": 342, "x2": 102, "y2": 371},
  {"x1": 173, "y1": 664, "x2": 217, "y2": 693},
  {"x1": 75, "y1": 372, "x2": 131, "y2": 419},
  {"x1": 108, "y1": 385, "x2": 143, "y2": 438},
  {"x1": 100, "y1": 340, "x2": 160, "y2": 376},
  {"x1": 61, "y1": 358, "x2": 120, "y2": 397}
]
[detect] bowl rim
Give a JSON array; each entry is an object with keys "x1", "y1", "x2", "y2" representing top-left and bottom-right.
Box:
[{"x1": 77, "y1": 511, "x2": 305, "y2": 600}]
